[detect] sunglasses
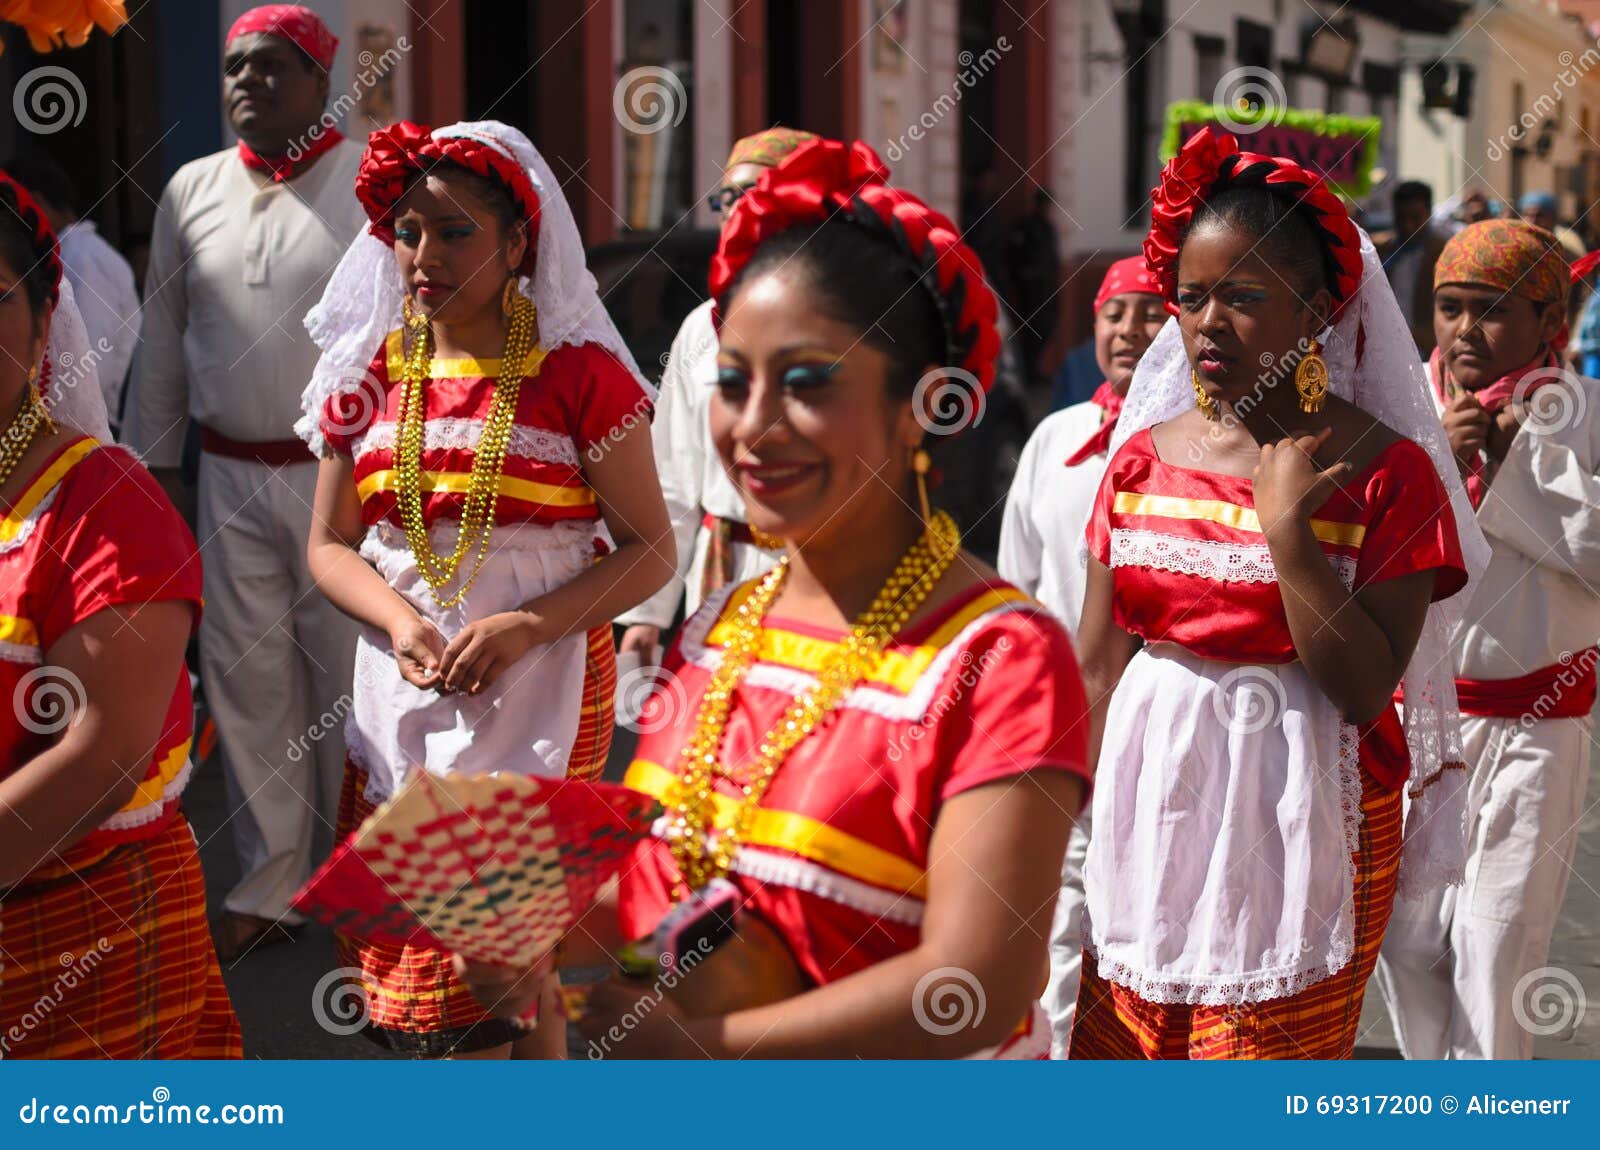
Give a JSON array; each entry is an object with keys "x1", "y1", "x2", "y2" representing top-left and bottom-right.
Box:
[{"x1": 707, "y1": 184, "x2": 753, "y2": 214}]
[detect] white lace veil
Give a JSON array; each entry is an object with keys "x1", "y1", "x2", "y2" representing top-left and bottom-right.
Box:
[
  {"x1": 1108, "y1": 228, "x2": 1492, "y2": 898},
  {"x1": 41, "y1": 278, "x2": 114, "y2": 443},
  {"x1": 296, "y1": 120, "x2": 649, "y2": 456}
]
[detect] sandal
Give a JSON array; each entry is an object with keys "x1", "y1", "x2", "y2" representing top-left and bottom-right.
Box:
[{"x1": 213, "y1": 911, "x2": 300, "y2": 963}]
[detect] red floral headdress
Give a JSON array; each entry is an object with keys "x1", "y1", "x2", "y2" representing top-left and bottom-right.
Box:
[
  {"x1": 709, "y1": 137, "x2": 1002, "y2": 393},
  {"x1": 0, "y1": 169, "x2": 62, "y2": 307},
  {"x1": 1144, "y1": 127, "x2": 1363, "y2": 322},
  {"x1": 356, "y1": 121, "x2": 542, "y2": 275}
]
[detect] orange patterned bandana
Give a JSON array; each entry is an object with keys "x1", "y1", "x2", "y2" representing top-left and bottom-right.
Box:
[
  {"x1": 726, "y1": 129, "x2": 818, "y2": 171},
  {"x1": 1434, "y1": 219, "x2": 1572, "y2": 305}
]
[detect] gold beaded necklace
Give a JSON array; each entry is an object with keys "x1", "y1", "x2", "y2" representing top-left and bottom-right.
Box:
[
  {"x1": 663, "y1": 510, "x2": 962, "y2": 894},
  {"x1": 393, "y1": 293, "x2": 537, "y2": 607},
  {"x1": 0, "y1": 375, "x2": 55, "y2": 492}
]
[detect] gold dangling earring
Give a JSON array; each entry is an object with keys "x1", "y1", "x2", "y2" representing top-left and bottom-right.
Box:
[
  {"x1": 502, "y1": 278, "x2": 518, "y2": 319},
  {"x1": 1294, "y1": 338, "x2": 1328, "y2": 413},
  {"x1": 1192, "y1": 370, "x2": 1219, "y2": 421},
  {"x1": 402, "y1": 292, "x2": 418, "y2": 326},
  {"x1": 912, "y1": 446, "x2": 934, "y2": 529}
]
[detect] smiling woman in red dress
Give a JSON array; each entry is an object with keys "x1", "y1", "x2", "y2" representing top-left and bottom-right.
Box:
[
  {"x1": 0, "y1": 170, "x2": 239, "y2": 1059},
  {"x1": 455, "y1": 138, "x2": 1091, "y2": 1059}
]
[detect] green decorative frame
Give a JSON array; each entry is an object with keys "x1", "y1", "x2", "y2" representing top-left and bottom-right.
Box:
[{"x1": 1159, "y1": 101, "x2": 1383, "y2": 199}]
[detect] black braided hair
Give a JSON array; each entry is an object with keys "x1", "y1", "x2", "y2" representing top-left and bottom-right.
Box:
[
  {"x1": 1181, "y1": 156, "x2": 1335, "y2": 305},
  {"x1": 0, "y1": 178, "x2": 60, "y2": 317},
  {"x1": 722, "y1": 213, "x2": 946, "y2": 398}
]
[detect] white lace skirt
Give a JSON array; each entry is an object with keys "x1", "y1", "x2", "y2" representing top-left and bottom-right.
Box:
[
  {"x1": 346, "y1": 519, "x2": 596, "y2": 804},
  {"x1": 1081, "y1": 646, "x2": 1363, "y2": 1005}
]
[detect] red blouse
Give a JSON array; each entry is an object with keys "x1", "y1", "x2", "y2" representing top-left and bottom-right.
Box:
[
  {"x1": 320, "y1": 332, "x2": 650, "y2": 530},
  {"x1": 0, "y1": 437, "x2": 202, "y2": 878},
  {"x1": 1086, "y1": 428, "x2": 1467, "y2": 665},
  {"x1": 618, "y1": 579, "x2": 1090, "y2": 989}
]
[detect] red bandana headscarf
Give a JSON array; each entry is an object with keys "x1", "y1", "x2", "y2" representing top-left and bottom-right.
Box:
[
  {"x1": 356, "y1": 121, "x2": 542, "y2": 276},
  {"x1": 1064, "y1": 257, "x2": 1164, "y2": 467},
  {"x1": 1144, "y1": 127, "x2": 1363, "y2": 322},
  {"x1": 226, "y1": 4, "x2": 338, "y2": 69},
  {"x1": 228, "y1": 5, "x2": 343, "y2": 182},
  {"x1": 709, "y1": 137, "x2": 1001, "y2": 399}
]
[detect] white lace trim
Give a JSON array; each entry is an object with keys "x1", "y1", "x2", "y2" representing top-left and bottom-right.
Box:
[
  {"x1": 355, "y1": 418, "x2": 581, "y2": 468},
  {"x1": 359, "y1": 516, "x2": 595, "y2": 565},
  {"x1": 0, "y1": 639, "x2": 42, "y2": 665},
  {"x1": 1081, "y1": 938, "x2": 1355, "y2": 1007},
  {"x1": 729, "y1": 846, "x2": 925, "y2": 926},
  {"x1": 97, "y1": 757, "x2": 194, "y2": 832},
  {"x1": 0, "y1": 483, "x2": 61, "y2": 557},
  {"x1": 1108, "y1": 528, "x2": 1357, "y2": 589}
]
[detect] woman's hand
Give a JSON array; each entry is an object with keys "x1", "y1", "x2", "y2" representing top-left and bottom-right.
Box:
[
  {"x1": 452, "y1": 951, "x2": 554, "y2": 1021},
  {"x1": 576, "y1": 976, "x2": 698, "y2": 1059},
  {"x1": 390, "y1": 613, "x2": 446, "y2": 689},
  {"x1": 437, "y1": 611, "x2": 545, "y2": 694},
  {"x1": 1254, "y1": 427, "x2": 1353, "y2": 535}
]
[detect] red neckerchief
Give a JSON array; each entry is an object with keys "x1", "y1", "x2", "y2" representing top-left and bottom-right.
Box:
[
  {"x1": 1429, "y1": 345, "x2": 1557, "y2": 508},
  {"x1": 238, "y1": 128, "x2": 344, "y2": 184},
  {"x1": 1063, "y1": 381, "x2": 1125, "y2": 467}
]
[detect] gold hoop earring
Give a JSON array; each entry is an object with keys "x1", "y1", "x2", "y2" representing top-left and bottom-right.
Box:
[
  {"x1": 1295, "y1": 338, "x2": 1328, "y2": 413},
  {"x1": 502, "y1": 279, "x2": 518, "y2": 318},
  {"x1": 912, "y1": 447, "x2": 933, "y2": 528},
  {"x1": 1192, "y1": 370, "x2": 1219, "y2": 420}
]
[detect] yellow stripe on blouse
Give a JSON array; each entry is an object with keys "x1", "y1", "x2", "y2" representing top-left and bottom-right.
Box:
[
  {"x1": 118, "y1": 737, "x2": 193, "y2": 816},
  {"x1": 704, "y1": 584, "x2": 1033, "y2": 695},
  {"x1": 384, "y1": 329, "x2": 548, "y2": 380},
  {"x1": 625, "y1": 760, "x2": 928, "y2": 898},
  {"x1": 1113, "y1": 490, "x2": 1367, "y2": 547},
  {"x1": 0, "y1": 438, "x2": 100, "y2": 545},
  {"x1": 0, "y1": 614, "x2": 40, "y2": 648},
  {"x1": 356, "y1": 469, "x2": 597, "y2": 508}
]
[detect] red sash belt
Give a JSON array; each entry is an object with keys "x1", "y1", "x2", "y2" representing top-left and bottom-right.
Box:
[
  {"x1": 200, "y1": 426, "x2": 315, "y2": 467},
  {"x1": 1396, "y1": 651, "x2": 1599, "y2": 720}
]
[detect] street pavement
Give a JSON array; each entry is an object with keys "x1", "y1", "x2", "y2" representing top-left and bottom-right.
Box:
[{"x1": 190, "y1": 714, "x2": 1600, "y2": 1059}]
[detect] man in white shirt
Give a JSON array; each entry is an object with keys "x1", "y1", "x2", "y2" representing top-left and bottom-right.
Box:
[
  {"x1": 1377, "y1": 220, "x2": 1599, "y2": 1058},
  {"x1": 616, "y1": 130, "x2": 818, "y2": 662},
  {"x1": 4, "y1": 152, "x2": 140, "y2": 430},
  {"x1": 127, "y1": 5, "x2": 365, "y2": 961}
]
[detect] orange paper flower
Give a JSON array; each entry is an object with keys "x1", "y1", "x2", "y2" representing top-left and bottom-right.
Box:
[{"x1": 0, "y1": 0, "x2": 128, "y2": 54}]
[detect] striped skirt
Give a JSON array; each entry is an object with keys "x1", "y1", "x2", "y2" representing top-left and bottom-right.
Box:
[
  {"x1": 1070, "y1": 766, "x2": 1402, "y2": 1060},
  {"x1": 0, "y1": 815, "x2": 241, "y2": 1059},
  {"x1": 335, "y1": 624, "x2": 614, "y2": 1057}
]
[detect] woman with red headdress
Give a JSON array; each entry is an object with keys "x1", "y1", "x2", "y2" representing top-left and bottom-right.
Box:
[
  {"x1": 1069, "y1": 127, "x2": 1488, "y2": 1059},
  {"x1": 0, "y1": 171, "x2": 239, "y2": 1058},
  {"x1": 456, "y1": 137, "x2": 1090, "y2": 1058},
  {"x1": 998, "y1": 254, "x2": 1163, "y2": 1056},
  {"x1": 297, "y1": 121, "x2": 673, "y2": 1058}
]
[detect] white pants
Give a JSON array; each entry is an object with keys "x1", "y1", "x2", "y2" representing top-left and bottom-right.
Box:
[
  {"x1": 1376, "y1": 712, "x2": 1592, "y2": 1058},
  {"x1": 197, "y1": 453, "x2": 358, "y2": 922},
  {"x1": 1042, "y1": 811, "x2": 1091, "y2": 1058}
]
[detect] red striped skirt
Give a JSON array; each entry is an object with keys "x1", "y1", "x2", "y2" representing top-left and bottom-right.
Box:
[
  {"x1": 335, "y1": 623, "x2": 614, "y2": 1056},
  {"x1": 1070, "y1": 765, "x2": 1402, "y2": 1060},
  {"x1": 0, "y1": 814, "x2": 241, "y2": 1059}
]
